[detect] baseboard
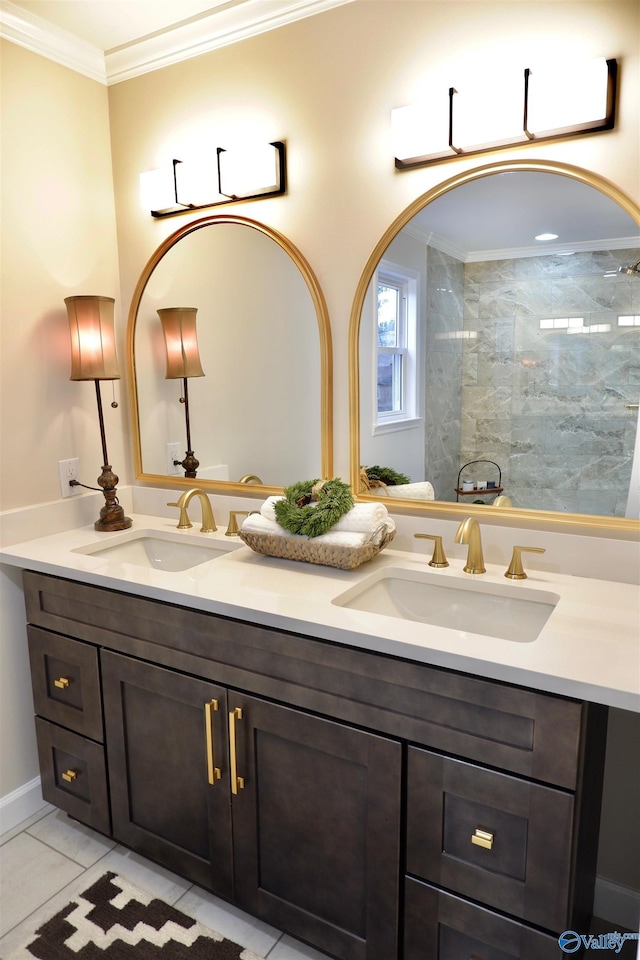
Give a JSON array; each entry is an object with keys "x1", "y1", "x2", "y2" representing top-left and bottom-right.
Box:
[
  {"x1": 595, "y1": 876, "x2": 640, "y2": 932},
  {"x1": 0, "y1": 776, "x2": 47, "y2": 835}
]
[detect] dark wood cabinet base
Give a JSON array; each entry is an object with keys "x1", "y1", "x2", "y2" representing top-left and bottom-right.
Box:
[{"x1": 23, "y1": 571, "x2": 608, "y2": 960}]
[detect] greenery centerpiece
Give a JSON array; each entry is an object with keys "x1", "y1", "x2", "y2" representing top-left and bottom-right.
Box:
[{"x1": 274, "y1": 478, "x2": 354, "y2": 538}]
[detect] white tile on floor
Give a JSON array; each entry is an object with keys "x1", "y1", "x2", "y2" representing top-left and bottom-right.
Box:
[
  {"x1": 96, "y1": 844, "x2": 192, "y2": 905},
  {"x1": 0, "y1": 833, "x2": 83, "y2": 938},
  {"x1": 0, "y1": 849, "x2": 190, "y2": 959},
  {"x1": 267, "y1": 934, "x2": 334, "y2": 959},
  {"x1": 174, "y1": 885, "x2": 282, "y2": 958},
  {"x1": 26, "y1": 809, "x2": 116, "y2": 867},
  {"x1": 0, "y1": 805, "x2": 53, "y2": 846},
  {"x1": 0, "y1": 858, "x2": 111, "y2": 958}
]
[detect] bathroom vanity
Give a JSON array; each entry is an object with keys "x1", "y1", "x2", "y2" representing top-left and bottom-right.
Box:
[{"x1": 3, "y1": 518, "x2": 638, "y2": 960}]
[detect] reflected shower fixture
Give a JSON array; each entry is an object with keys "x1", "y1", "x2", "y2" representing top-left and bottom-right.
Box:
[
  {"x1": 158, "y1": 307, "x2": 205, "y2": 478},
  {"x1": 65, "y1": 295, "x2": 132, "y2": 532},
  {"x1": 618, "y1": 259, "x2": 640, "y2": 276}
]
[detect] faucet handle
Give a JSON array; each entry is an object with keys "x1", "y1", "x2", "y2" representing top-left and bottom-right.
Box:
[
  {"x1": 505, "y1": 545, "x2": 545, "y2": 580},
  {"x1": 414, "y1": 533, "x2": 449, "y2": 568},
  {"x1": 167, "y1": 500, "x2": 192, "y2": 530},
  {"x1": 226, "y1": 511, "x2": 249, "y2": 536}
]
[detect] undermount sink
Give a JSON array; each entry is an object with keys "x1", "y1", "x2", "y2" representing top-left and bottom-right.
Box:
[
  {"x1": 73, "y1": 529, "x2": 241, "y2": 572},
  {"x1": 332, "y1": 566, "x2": 559, "y2": 643}
]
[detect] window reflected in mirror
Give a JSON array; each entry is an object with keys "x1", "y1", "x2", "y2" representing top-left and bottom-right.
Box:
[{"x1": 352, "y1": 162, "x2": 640, "y2": 523}]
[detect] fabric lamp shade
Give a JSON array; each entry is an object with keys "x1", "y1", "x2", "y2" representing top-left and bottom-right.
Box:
[
  {"x1": 158, "y1": 307, "x2": 205, "y2": 379},
  {"x1": 65, "y1": 296, "x2": 120, "y2": 381}
]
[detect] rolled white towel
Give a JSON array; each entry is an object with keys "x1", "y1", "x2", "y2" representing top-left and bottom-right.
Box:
[
  {"x1": 377, "y1": 481, "x2": 435, "y2": 500},
  {"x1": 241, "y1": 512, "x2": 393, "y2": 548},
  {"x1": 260, "y1": 496, "x2": 390, "y2": 534},
  {"x1": 260, "y1": 495, "x2": 284, "y2": 522},
  {"x1": 331, "y1": 501, "x2": 390, "y2": 533}
]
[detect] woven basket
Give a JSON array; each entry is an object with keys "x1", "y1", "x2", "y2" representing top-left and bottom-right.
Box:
[{"x1": 238, "y1": 526, "x2": 395, "y2": 570}]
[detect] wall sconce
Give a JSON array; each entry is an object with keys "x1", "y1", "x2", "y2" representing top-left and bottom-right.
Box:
[
  {"x1": 158, "y1": 307, "x2": 205, "y2": 478},
  {"x1": 393, "y1": 58, "x2": 616, "y2": 169},
  {"x1": 141, "y1": 141, "x2": 286, "y2": 217},
  {"x1": 65, "y1": 295, "x2": 132, "y2": 532}
]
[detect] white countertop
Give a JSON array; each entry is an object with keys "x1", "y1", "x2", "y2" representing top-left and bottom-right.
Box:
[{"x1": 1, "y1": 514, "x2": 638, "y2": 712}]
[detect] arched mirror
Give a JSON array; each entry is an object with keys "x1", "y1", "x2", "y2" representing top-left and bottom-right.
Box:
[
  {"x1": 128, "y1": 214, "x2": 332, "y2": 493},
  {"x1": 350, "y1": 160, "x2": 640, "y2": 531}
]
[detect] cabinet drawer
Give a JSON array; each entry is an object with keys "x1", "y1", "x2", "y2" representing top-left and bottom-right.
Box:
[
  {"x1": 404, "y1": 878, "x2": 562, "y2": 960},
  {"x1": 28, "y1": 627, "x2": 103, "y2": 740},
  {"x1": 35, "y1": 718, "x2": 110, "y2": 835},
  {"x1": 406, "y1": 748, "x2": 574, "y2": 931}
]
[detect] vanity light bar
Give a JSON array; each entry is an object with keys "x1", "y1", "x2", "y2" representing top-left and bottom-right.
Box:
[
  {"x1": 140, "y1": 142, "x2": 286, "y2": 218},
  {"x1": 393, "y1": 58, "x2": 617, "y2": 169}
]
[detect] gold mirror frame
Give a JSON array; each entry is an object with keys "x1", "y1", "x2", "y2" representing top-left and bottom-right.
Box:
[
  {"x1": 349, "y1": 159, "x2": 640, "y2": 536},
  {"x1": 127, "y1": 214, "x2": 333, "y2": 495}
]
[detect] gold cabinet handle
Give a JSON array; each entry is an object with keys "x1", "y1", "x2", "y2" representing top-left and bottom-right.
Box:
[
  {"x1": 204, "y1": 699, "x2": 221, "y2": 785},
  {"x1": 54, "y1": 677, "x2": 70, "y2": 689},
  {"x1": 229, "y1": 707, "x2": 245, "y2": 794},
  {"x1": 61, "y1": 769, "x2": 78, "y2": 783},
  {"x1": 471, "y1": 828, "x2": 494, "y2": 850}
]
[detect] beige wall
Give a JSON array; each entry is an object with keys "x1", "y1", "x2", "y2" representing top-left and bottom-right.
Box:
[
  {"x1": 0, "y1": 40, "x2": 126, "y2": 513},
  {"x1": 1, "y1": 0, "x2": 639, "y2": 909},
  {"x1": 108, "y1": 0, "x2": 639, "y2": 489}
]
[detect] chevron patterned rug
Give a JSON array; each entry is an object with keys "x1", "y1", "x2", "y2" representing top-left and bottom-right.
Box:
[{"x1": 13, "y1": 871, "x2": 264, "y2": 959}]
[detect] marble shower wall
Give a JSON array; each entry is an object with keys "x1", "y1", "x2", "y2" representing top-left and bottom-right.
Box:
[
  {"x1": 425, "y1": 246, "x2": 640, "y2": 515},
  {"x1": 424, "y1": 248, "x2": 465, "y2": 500}
]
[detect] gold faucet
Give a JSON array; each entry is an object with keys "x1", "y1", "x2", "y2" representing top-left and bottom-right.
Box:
[
  {"x1": 226, "y1": 510, "x2": 249, "y2": 535},
  {"x1": 505, "y1": 545, "x2": 545, "y2": 580},
  {"x1": 167, "y1": 488, "x2": 217, "y2": 532},
  {"x1": 414, "y1": 533, "x2": 449, "y2": 567},
  {"x1": 455, "y1": 517, "x2": 486, "y2": 574}
]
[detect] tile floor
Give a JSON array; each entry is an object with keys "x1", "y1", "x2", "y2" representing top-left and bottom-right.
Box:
[
  {"x1": 2, "y1": 807, "x2": 636, "y2": 959},
  {"x1": 0, "y1": 804, "x2": 332, "y2": 960}
]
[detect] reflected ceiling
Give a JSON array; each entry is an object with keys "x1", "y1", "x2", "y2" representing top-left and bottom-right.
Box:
[{"x1": 411, "y1": 172, "x2": 639, "y2": 256}]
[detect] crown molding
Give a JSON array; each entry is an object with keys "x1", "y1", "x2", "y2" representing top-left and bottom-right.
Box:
[
  {"x1": 404, "y1": 223, "x2": 640, "y2": 263},
  {"x1": 0, "y1": 0, "x2": 355, "y2": 86},
  {"x1": 0, "y1": 0, "x2": 106, "y2": 83}
]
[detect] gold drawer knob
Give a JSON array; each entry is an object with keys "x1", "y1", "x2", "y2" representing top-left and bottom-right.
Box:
[
  {"x1": 61, "y1": 769, "x2": 78, "y2": 783},
  {"x1": 54, "y1": 677, "x2": 71, "y2": 689},
  {"x1": 471, "y1": 828, "x2": 494, "y2": 850}
]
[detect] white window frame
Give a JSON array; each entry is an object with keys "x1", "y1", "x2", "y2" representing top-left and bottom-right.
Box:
[{"x1": 372, "y1": 260, "x2": 420, "y2": 435}]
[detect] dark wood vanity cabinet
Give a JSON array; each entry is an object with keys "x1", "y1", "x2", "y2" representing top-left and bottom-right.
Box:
[
  {"x1": 22, "y1": 571, "x2": 608, "y2": 960},
  {"x1": 100, "y1": 650, "x2": 401, "y2": 960}
]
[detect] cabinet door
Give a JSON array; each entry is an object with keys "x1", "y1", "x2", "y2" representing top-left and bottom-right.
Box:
[
  {"x1": 230, "y1": 693, "x2": 402, "y2": 960},
  {"x1": 101, "y1": 651, "x2": 233, "y2": 896}
]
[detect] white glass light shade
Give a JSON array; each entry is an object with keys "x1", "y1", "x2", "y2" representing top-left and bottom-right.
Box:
[
  {"x1": 140, "y1": 165, "x2": 177, "y2": 212},
  {"x1": 65, "y1": 296, "x2": 120, "y2": 381},
  {"x1": 218, "y1": 143, "x2": 281, "y2": 198},
  {"x1": 391, "y1": 99, "x2": 452, "y2": 162},
  {"x1": 526, "y1": 57, "x2": 610, "y2": 135},
  {"x1": 174, "y1": 158, "x2": 224, "y2": 207},
  {"x1": 158, "y1": 308, "x2": 205, "y2": 379},
  {"x1": 452, "y1": 74, "x2": 524, "y2": 150}
]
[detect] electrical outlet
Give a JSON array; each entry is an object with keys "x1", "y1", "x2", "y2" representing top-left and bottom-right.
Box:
[
  {"x1": 167, "y1": 442, "x2": 182, "y2": 475},
  {"x1": 59, "y1": 458, "x2": 81, "y2": 498}
]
